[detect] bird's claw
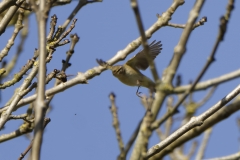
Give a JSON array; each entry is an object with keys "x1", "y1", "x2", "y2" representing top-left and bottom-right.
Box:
[
  {"x1": 136, "y1": 91, "x2": 142, "y2": 98},
  {"x1": 136, "y1": 86, "x2": 142, "y2": 98}
]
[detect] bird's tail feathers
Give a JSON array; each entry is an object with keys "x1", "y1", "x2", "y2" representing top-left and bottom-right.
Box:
[{"x1": 96, "y1": 59, "x2": 112, "y2": 69}]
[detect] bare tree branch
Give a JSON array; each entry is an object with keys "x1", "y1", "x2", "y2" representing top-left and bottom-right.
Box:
[
  {"x1": 31, "y1": 0, "x2": 48, "y2": 158},
  {"x1": 172, "y1": 69, "x2": 240, "y2": 94},
  {"x1": 205, "y1": 152, "x2": 240, "y2": 160},
  {"x1": 0, "y1": 119, "x2": 33, "y2": 143},
  {"x1": 60, "y1": 0, "x2": 102, "y2": 37},
  {"x1": 167, "y1": 16, "x2": 207, "y2": 30},
  {"x1": 187, "y1": 141, "x2": 198, "y2": 159},
  {"x1": 130, "y1": 0, "x2": 159, "y2": 82},
  {"x1": 0, "y1": 54, "x2": 38, "y2": 129},
  {"x1": 19, "y1": 118, "x2": 51, "y2": 160},
  {"x1": 0, "y1": 0, "x2": 25, "y2": 35},
  {"x1": 109, "y1": 92, "x2": 125, "y2": 159},
  {"x1": 0, "y1": 0, "x2": 17, "y2": 14},
  {"x1": 151, "y1": 0, "x2": 234, "y2": 130},
  {"x1": 148, "y1": 84, "x2": 240, "y2": 159},
  {"x1": 0, "y1": 8, "x2": 24, "y2": 61},
  {"x1": 0, "y1": 0, "x2": 185, "y2": 115},
  {"x1": 1, "y1": 17, "x2": 29, "y2": 78}
]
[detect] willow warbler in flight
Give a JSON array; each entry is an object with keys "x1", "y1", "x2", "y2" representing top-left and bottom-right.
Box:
[{"x1": 97, "y1": 40, "x2": 162, "y2": 97}]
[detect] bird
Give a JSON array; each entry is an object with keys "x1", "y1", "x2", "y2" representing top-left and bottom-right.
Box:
[{"x1": 96, "y1": 40, "x2": 162, "y2": 97}]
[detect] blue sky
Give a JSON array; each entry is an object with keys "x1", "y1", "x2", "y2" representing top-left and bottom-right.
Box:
[{"x1": 0, "y1": 0, "x2": 239, "y2": 159}]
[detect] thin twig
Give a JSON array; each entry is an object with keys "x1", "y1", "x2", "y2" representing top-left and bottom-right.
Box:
[
  {"x1": 0, "y1": 57, "x2": 36, "y2": 89},
  {"x1": 60, "y1": 0, "x2": 102, "y2": 36},
  {"x1": 187, "y1": 141, "x2": 198, "y2": 159},
  {"x1": 61, "y1": 34, "x2": 79, "y2": 71},
  {"x1": 156, "y1": 128, "x2": 165, "y2": 140},
  {"x1": 130, "y1": 0, "x2": 159, "y2": 82},
  {"x1": 1, "y1": 17, "x2": 29, "y2": 78},
  {"x1": 165, "y1": 97, "x2": 174, "y2": 137},
  {"x1": 195, "y1": 128, "x2": 212, "y2": 160},
  {"x1": 197, "y1": 86, "x2": 217, "y2": 107},
  {"x1": 46, "y1": 14, "x2": 57, "y2": 42},
  {"x1": 8, "y1": 113, "x2": 28, "y2": 120},
  {"x1": 167, "y1": 16, "x2": 207, "y2": 30}
]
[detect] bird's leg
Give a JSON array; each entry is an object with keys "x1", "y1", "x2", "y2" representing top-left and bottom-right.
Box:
[
  {"x1": 136, "y1": 86, "x2": 142, "y2": 98},
  {"x1": 136, "y1": 80, "x2": 142, "y2": 98}
]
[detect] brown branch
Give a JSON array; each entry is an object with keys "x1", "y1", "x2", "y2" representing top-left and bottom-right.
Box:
[
  {"x1": 51, "y1": 19, "x2": 77, "y2": 47},
  {"x1": 151, "y1": 0, "x2": 234, "y2": 130},
  {"x1": 109, "y1": 93, "x2": 125, "y2": 159},
  {"x1": 0, "y1": 118, "x2": 34, "y2": 143},
  {"x1": 61, "y1": 34, "x2": 79, "y2": 71},
  {"x1": 147, "y1": 84, "x2": 240, "y2": 159},
  {"x1": 205, "y1": 152, "x2": 240, "y2": 160},
  {"x1": 172, "y1": 69, "x2": 240, "y2": 94},
  {"x1": 128, "y1": 1, "x2": 185, "y2": 159},
  {"x1": 0, "y1": 68, "x2": 6, "y2": 77},
  {"x1": 196, "y1": 86, "x2": 217, "y2": 107},
  {"x1": 187, "y1": 141, "x2": 198, "y2": 159},
  {"x1": 167, "y1": 16, "x2": 207, "y2": 30},
  {"x1": 60, "y1": 0, "x2": 102, "y2": 36},
  {"x1": 31, "y1": 0, "x2": 49, "y2": 159},
  {"x1": 0, "y1": 8, "x2": 24, "y2": 61},
  {"x1": 181, "y1": 86, "x2": 217, "y2": 125},
  {"x1": 156, "y1": 128, "x2": 165, "y2": 141},
  {"x1": 46, "y1": 14, "x2": 57, "y2": 42},
  {"x1": 44, "y1": 33, "x2": 79, "y2": 120},
  {"x1": 130, "y1": 0, "x2": 159, "y2": 82},
  {"x1": 0, "y1": 0, "x2": 185, "y2": 116},
  {"x1": 0, "y1": 56, "x2": 38, "y2": 129},
  {"x1": 118, "y1": 118, "x2": 142, "y2": 160},
  {"x1": 0, "y1": 0, "x2": 25, "y2": 35},
  {"x1": 18, "y1": 118, "x2": 51, "y2": 160},
  {"x1": 162, "y1": 0, "x2": 205, "y2": 84},
  {"x1": 0, "y1": 14, "x2": 75, "y2": 131},
  {"x1": 0, "y1": 56, "x2": 37, "y2": 89},
  {"x1": 8, "y1": 113, "x2": 28, "y2": 120},
  {"x1": 0, "y1": 0, "x2": 17, "y2": 14},
  {"x1": 195, "y1": 128, "x2": 212, "y2": 160},
  {"x1": 1, "y1": 16, "x2": 29, "y2": 78}
]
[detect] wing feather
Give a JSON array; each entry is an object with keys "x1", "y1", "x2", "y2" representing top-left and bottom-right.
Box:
[{"x1": 126, "y1": 40, "x2": 162, "y2": 70}]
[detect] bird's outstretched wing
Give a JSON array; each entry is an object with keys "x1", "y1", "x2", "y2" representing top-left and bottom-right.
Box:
[{"x1": 126, "y1": 40, "x2": 162, "y2": 70}]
